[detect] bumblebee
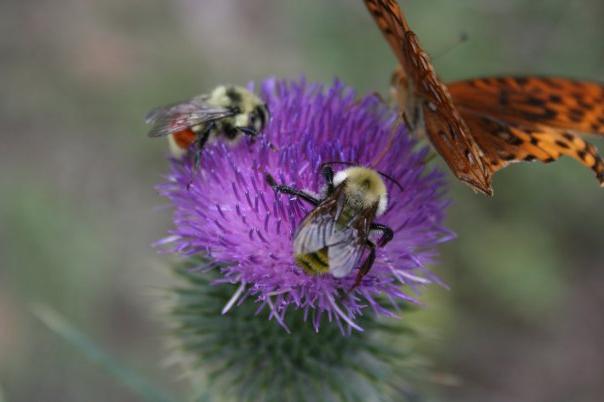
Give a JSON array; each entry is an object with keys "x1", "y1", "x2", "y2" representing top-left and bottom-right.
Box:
[
  {"x1": 145, "y1": 85, "x2": 269, "y2": 158},
  {"x1": 266, "y1": 165, "x2": 396, "y2": 289}
]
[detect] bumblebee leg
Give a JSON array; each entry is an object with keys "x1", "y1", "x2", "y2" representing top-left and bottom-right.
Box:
[
  {"x1": 192, "y1": 126, "x2": 212, "y2": 170},
  {"x1": 321, "y1": 166, "x2": 335, "y2": 195},
  {"x1": 351, "y1": 241, "x2": 376, "y2": 291},
  {"x1": 369, "y1": 223, "x2": 394, "y2": 247},
  {"x1": 265, "y1": 174, "x2": 320, "y2": 206},
  {"x1": 239, "y1": 127, "x2": 279, "y2": 152},
  {"x1": 237, "y1": 127, "x2": 258, "y2": 138},
  {"x1": 192, "y1": 152, "x2": 201, "y2": 172}
]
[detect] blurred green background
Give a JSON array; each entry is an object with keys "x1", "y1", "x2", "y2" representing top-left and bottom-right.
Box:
[{"x1": 1, "y1": 0, "x2": 603, "y2": 401}]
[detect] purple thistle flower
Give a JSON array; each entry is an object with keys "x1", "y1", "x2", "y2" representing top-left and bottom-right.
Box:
[{"x1": 157, "y1": 78, "x2": 453, "y2": 332}]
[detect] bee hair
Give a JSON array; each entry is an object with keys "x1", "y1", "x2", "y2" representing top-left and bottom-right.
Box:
[{"x1": 320, "y1": 161, "x2": 404, "y2": 193}]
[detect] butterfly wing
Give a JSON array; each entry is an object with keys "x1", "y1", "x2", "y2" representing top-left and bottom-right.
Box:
[
  {"x1": 449, "y1": 77, "x2": 604, "y2": 135},
  {"x1": 364, "y1": 0, "x2": 493, "y2": 195},
  {"x1": 450, "y1": 77, "x2": 604, "y2": 185},
  {"x1": 145, "y1": 97, "x2": 235, "y2": 138}
]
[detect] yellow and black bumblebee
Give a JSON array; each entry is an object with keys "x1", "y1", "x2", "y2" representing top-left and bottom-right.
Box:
[
  {"x1": 266, "y1": 164, "x2": 399, "y2": 289},
  {"x1": 145, "y1": 85, "x2": 269, "y2": 158}
]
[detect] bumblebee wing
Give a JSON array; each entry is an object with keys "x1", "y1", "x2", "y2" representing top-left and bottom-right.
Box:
[
  {"x1": 328, "y1": 207, "x2": 376, "y2": 278},
  {"x1": 327, "y1": 235, "x2": 364, "y2": 278},
  {"x1": 294, "y1": 212, "x2": 335, "y2": 255},
  {"x1": 293, "y1": 190, "x2": 365, "y2": 278},
  {"x1": 145, "y1": 99, "x2": 234, "y2": 138}
]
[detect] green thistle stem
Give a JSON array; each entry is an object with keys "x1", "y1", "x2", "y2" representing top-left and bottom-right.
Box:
[{"x1": 169, "y1": 257, "x2": 433, "y2": 402}]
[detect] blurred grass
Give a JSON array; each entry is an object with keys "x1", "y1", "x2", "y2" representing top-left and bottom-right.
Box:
[
  {"x1": 1, "y1": 1, "x2": 603, "y2": 401},
  {"x1": 32, "y1": 305, "x2": 176, "y2": 402}
]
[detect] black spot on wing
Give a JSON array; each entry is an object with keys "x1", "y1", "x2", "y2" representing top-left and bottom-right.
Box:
[
  {"x1": 568, "y1": 108, "x2": 586, "y2": 123},
  {"x1": 578, "y1": 99, "x2": 594, "y2": 110},
  {"x1": 521, "y1": 107, "x2": 558, "y2": 122},
  {"x1": 525, "y1": 96, "x2": 546, "y2": 107},
  {"x1": 549, "y1": 94, "x2": 562, "y2": 104},
  {"x1": 499, "y1": 90, "x2": 510, "y2": 107},
  {"x1": 507, "y1": 134, "x2": 523, "y2": 146}
]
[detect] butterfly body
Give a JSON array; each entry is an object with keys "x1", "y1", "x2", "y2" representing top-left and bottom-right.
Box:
[{"x1": 364, "y1": 0, "x2": 604, "y2": 195}]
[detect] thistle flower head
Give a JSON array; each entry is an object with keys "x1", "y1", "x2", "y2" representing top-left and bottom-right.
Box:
[
  {"x1": 158, "y1": 78, "x2": 452, "y2": 331},
  {"x1": 170, "y1": 259, "x2": 431, "y2": 402}
]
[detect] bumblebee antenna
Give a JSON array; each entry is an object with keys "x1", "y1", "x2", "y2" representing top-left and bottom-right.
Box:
[
  {"x1": 377, "y1": 171, "x2": 404, "y2": 193},
  {"x1": 320, "y1": 161, "x2": 404, "y2": 193},
  {"x1": 320, "y1": 161, "x2": 356, "y2": 169}
]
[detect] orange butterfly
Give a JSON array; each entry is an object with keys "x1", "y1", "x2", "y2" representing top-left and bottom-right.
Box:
[{"x1": 364, "y1": 0, "x2": 604, "y2": 196}]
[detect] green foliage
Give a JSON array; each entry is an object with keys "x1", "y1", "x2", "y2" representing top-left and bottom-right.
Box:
[
  {"x1": 33, "y1": 305, "x2": 176, "y2": 402},
  {"x1": 169, "y1": 258, "x2": 432, "y2": 402}
]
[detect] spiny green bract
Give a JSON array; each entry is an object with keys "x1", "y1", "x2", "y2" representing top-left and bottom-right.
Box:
[{"x1": 168, "y1": 257, "x2": 433, "y2": 402}]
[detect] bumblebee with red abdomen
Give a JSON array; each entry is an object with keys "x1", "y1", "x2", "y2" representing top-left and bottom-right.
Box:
[{"x1": 146, "y1": 85, "x2": 269, "y2": 159}]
